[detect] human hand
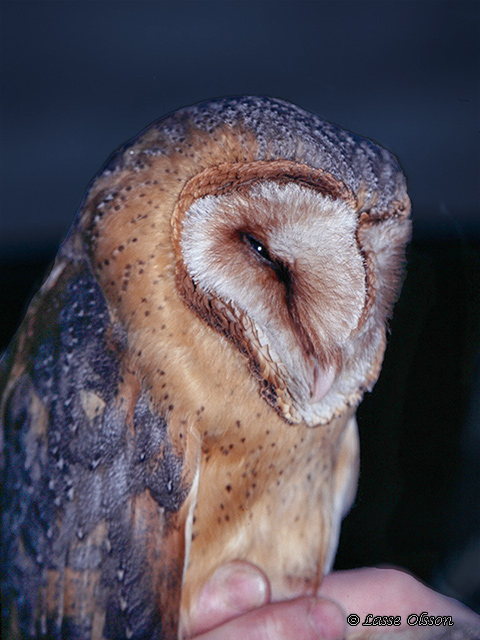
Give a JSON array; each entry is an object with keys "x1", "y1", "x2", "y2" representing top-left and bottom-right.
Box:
[
  {"x1": 185, "y1": 560, "x2": 345, "y2": 639},
  {"x1": 186, "y1": 562, "x2": 480, "y2": 639}
]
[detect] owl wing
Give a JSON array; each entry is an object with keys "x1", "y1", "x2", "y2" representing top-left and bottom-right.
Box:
[{"x1": 1, "y1": 244, "x2": 196, "y2": 640}]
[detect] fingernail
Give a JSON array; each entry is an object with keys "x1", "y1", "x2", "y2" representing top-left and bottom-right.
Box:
[
  {"x1": 197, "y1": 563, "x2": 269, "y2": 613},
  {"x1": 220, "y1": 563, "x2": 269, "y2": 610},
  {"x1": 308, "y1": 599, "x2": 346, "y2": 640}
]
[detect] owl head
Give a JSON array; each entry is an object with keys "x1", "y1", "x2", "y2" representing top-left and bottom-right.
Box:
[{"x1": 78, "y1": 96, "x2": 411, "y2": 428}]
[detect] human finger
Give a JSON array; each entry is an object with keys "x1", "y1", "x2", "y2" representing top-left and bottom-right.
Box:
[
  {"x1": 190, "y1": 596, "x2": 346, "y2": 640},
  {"x1": 186, "y1": 561, "x2": 270, "y2": 636},
  {"x1": 319, "y1": 567, "x2": 480, "y2": 633}
]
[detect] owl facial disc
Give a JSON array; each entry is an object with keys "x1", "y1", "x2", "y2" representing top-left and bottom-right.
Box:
[{"x1": 172, "y1": 161, "x2": 373, "y2": 426}]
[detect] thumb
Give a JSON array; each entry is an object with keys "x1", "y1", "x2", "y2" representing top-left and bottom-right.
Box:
[{"x1": 187, "y1": 561, "x2": 270, "y2": 636}]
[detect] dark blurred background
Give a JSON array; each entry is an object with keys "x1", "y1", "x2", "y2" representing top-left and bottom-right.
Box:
[{"x1": 1, "y1": 0, "x2": 479, "y2": 613}]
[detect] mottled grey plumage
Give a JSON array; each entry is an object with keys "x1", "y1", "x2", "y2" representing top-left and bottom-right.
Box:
[{"x1": 102, "y1": 96, "x2": 406, "y2": 218}]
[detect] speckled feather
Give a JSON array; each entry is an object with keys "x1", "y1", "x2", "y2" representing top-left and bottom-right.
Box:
[{"x1": 1, "y1": 96, "x2": 414, "y2": 639}]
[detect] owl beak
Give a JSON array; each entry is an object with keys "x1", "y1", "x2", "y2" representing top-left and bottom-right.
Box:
[{"x1": 309, "y1": 361, "x2": 335, "y2": 404}]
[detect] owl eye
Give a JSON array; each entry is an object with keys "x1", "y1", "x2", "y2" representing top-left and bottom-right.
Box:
[{"x1": 243, "y1": 232, "x2": 275, "y2": 266}]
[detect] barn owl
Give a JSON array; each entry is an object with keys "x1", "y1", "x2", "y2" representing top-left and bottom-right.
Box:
[{"x1": 1, "y1": 96, "x2": 412, "y2": 639}]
